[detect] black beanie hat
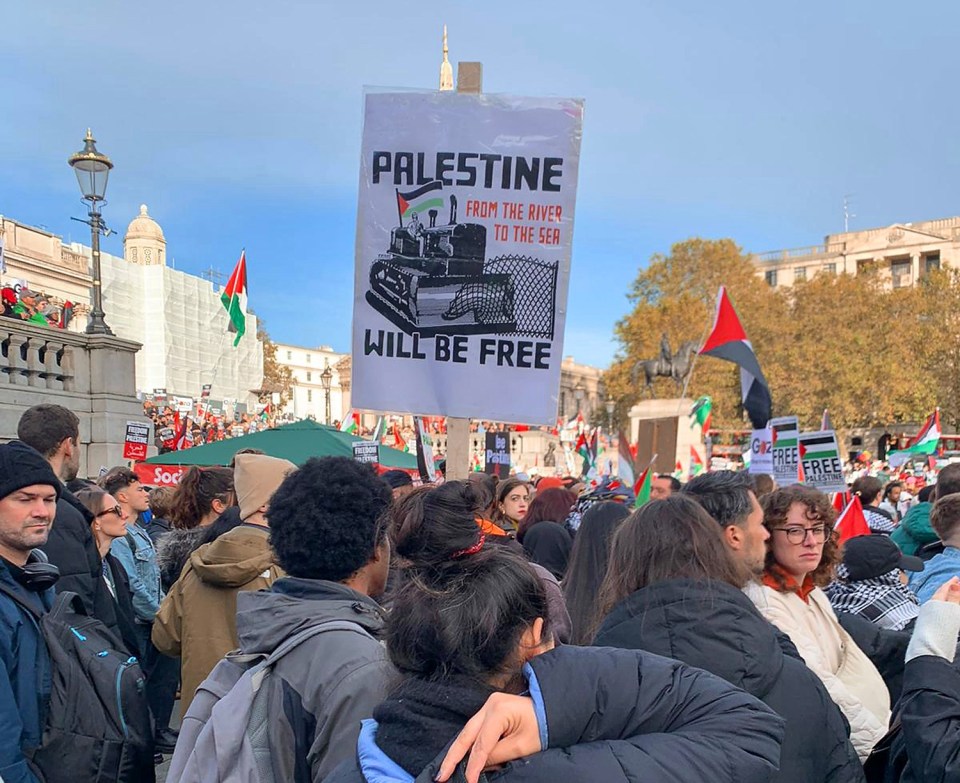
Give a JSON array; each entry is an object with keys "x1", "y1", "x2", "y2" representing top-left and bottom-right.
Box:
[{"x1": 0, "y1": 441, "x2": 61, "y2": 501}]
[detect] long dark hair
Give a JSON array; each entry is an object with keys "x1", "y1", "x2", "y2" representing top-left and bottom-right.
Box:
[
  {"x1": 170, "y1": 466, "x2": 234, "y2": 529},
  {"x1": 562, "y1": 501, "x2": 629, "y2": 645},
  {"x1": 516, "y1": 488, "x2": 576, "y2": 543},
  {"x1": 387, "y1": 481, "x2": 549, "y2": 683},
  {"x1": 595, "y1": 495, "x2": 750, "y2": 638}
]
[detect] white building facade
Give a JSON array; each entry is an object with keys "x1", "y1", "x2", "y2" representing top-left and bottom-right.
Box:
[
  {"x1": 274, "y1": 343, "x2": 350, "y2": 423},
  {"x1": 0, "y1": 207, "x2": 264, "y2": 407}
]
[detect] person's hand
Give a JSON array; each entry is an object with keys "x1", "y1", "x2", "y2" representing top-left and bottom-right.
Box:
[
  {"x1": 436, "y1": 693, "x2": 541, "y2": 783},
  {"x1": 932, "y1": 576, "x2": 960, "y2": 605}
]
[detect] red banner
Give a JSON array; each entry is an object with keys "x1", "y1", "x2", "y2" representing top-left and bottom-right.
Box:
[{"x1": 133, "y1": 463, "x2": 186, "y2": 487}]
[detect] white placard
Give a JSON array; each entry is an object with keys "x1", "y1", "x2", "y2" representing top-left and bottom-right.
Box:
[
  {"x1": 748, "y1": 427, "x2": 774, "y2": 475},
  {"x1": 351, "y1": 91, "x2": 584, "y2": 424}
]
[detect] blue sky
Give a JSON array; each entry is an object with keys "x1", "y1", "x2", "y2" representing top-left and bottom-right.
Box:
[{"x1": 3, "y1": 1, "x2": 958, "y2": 367}]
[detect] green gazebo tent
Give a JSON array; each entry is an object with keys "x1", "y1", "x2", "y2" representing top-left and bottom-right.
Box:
[{"x1": 139, "y1": 419, "x2": 417, "y2": 470}]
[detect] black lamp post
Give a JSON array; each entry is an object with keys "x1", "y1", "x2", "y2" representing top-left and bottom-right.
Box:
[
  {"x1": 68, "y1": 129, "x2": 114, "y2": 335},
  {"x1": 605, "y1": 397, "x2": 616, "y2": 431},
  {"x1": 320, "y1": 363, "x2": 333, "y2": 425}
]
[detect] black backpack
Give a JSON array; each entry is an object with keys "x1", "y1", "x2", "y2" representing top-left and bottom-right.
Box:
[{"x1": 0, "y1": 586, "x2": 154, "y2": 783}]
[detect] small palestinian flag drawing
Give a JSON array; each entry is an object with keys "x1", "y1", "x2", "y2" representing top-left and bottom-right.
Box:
[
  {"x1": 798, "y1": 432, "x2": 840, "y2": 462},
  {"x1": 396, "y1": 181, "x2": 444, "y2": 220}
]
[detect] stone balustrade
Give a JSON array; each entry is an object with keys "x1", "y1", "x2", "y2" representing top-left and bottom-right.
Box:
[{"x1": 0, "y1": 317, "x2": 144, "y2": 475}]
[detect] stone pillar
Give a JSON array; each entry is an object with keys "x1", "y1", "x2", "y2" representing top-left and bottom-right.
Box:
[
  {"x1": 911, "y1": 252, "x2": 921, "y2": 284},
  {"x1": 628, "y1": 398, "x2": 697, "y2": 476}
]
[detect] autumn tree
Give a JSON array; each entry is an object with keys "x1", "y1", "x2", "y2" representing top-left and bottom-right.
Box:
[{"x1": 255, "y1": 316, "x2": 294, "y2": 404}]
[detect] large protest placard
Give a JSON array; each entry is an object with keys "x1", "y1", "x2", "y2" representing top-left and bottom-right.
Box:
[
  {"x1": 770, "y1": 416, "x2": 801, "y2": 485},
  {"x1": 351, "y1": 91, "x2": 584, "y2": 424},
  {"x1": 798, "y1": 430, "x2": 847, "y2": 493},
  {"x1": 352, "y1": 441, "x2": 380, "y2": 464},
  {"x1": 123, "y1": 421, "x2": 151, "y2": 461},
  {"x1": 485, "y1": 432, "x2": 511, "y2": 478},
  {"x1": 748, "y1": 427, "x2": 774, "y2": 475}
]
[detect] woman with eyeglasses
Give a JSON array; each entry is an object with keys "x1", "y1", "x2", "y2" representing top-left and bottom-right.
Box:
[
  {"x1": 749, "y1": 485, "x2": 891, "y2": 762},
  {"x1": 74, "y1": 487, "x2": 142, "y2": 658}
]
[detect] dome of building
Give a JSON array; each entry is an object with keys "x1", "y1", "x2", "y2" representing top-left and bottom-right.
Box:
[{"x1": 125, "y1": 204, "x2": 165, "y2": 243}]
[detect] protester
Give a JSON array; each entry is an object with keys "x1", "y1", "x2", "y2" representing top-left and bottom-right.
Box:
[
  {"x1": 563, "y1": 476, "x2": 634, "y2": 535},
  {"x1": 750, "y1": 485, "x2": 891, "y2": 760},
  {"x1": 0, "y1": 441, "x2": 60, "y2": 783},
  {"x1": 173, "y1": 457, "x2": 395, "y2": 780},
  {"x1": 593, "y1": 496, "x2": 864, "y2": 783},
  {"x1": 327, "y1": 499, "x2": 785, "y2": 783},
  {"x1": 562, "y1": 501, "x2": 630, "y2": 645},
  {"x1": 879, "y1": 481, "x2": 905, "y2": 523},
  {"x1": 16, "y1": 405, "x2": 122, "y2": 640},
  {"x1": 752, "y1": 473, "x2": 777, "y2": 500},
  {"x1": 892, "y1": 485, "x2": 937, "y2": 556},
  {"x1": 897, "y1": 576, "x2": 960, "y2": 782},
  {"x1": 517, "y1": 488, "x2": 575, "y2": 579},
  {"x1": 153, "y1": 454, "x2": 293, "y2": 712},
  {"x1": 74, "y1": 487, "x2": 142, "y2": 663},
  {"x1": 852, "y1": 476, "x2": 897, "y2": 534},
  {"x1": 492, "y1": 477, "x2": 529, "y2": 535},
  {"x1": 683, "y1": 470, "x2": 769, "y2": 578},
  {"x1": 155, "y1": 465, "x2": 234, "y2": 589},
  {"x1": 825, "y1": 534, "x2": 922, "y2": 631},
  {"x1": 145, "y1": 487, "x2": 176, "y2": 544},
  {"x1": 650, "y1": 474, "x2": 681, "y2": 500},
  {"x1": 381, "y1": 469, "x2": 415, "y2": 500},
  {"x1": 908, "y1": 493, "x2": 960, "y2": 603}
]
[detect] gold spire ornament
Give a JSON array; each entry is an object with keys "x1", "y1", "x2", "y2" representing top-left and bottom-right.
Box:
[{"x1": 439, "y1": 25, "x2": 454, "y2": 91}]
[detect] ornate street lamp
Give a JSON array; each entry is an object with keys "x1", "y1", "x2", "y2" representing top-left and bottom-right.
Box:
[
  {"x1": 320, "y1": 362, "x2": 333, "y2": 425},
  {"x1": 68, "y1": 129, "x2": 114, "y2": 335},
  {"x1": 605, "y1": 397, "x2": 616, "y2": 431}
]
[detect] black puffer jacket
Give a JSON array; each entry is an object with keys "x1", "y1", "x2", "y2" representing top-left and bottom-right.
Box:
[
  {"x1": 594, "y1": 579, "x2": 864, "y2": 783},
  {"x1": 326, "y1": 644, "x2": 785, "y2": 783}
]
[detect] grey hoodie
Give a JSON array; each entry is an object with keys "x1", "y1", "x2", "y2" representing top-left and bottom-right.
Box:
[{"x1": 234, "y1": 577, "x2": 395, "y2": 782}]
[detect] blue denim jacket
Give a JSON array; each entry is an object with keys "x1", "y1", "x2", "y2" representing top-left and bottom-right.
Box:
[
  {"x1": 909, "y1": 546, "x2": 960, "y2": 604},
  {"x1": 111, "y1": 516, "x2": 163, "y2": 622}
]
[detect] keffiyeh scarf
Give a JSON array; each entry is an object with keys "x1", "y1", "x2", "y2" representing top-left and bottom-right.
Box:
[{"x1": 826, "y1": 565, "x2": 920, "y2": 631}]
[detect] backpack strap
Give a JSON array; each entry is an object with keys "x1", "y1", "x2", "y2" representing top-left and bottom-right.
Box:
[
  {"x1": 124, "y1": 531, "x2": 139, "y2": 556},
  {"x1": 263, "y1": 619, "x2": 371, "y2": 666},
  {"x1": 0, "y1": 580, "x2": 40, "y2": 618}
]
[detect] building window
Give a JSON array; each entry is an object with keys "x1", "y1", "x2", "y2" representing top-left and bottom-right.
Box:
[
  {"x1": 130, "y1": 247, "x2": 138, "y2": 262},
  {"x1": 925, "y1": 252, "x2": 941, "y2": 274},
  {"x1": 306, "y1": 354, "x2": 311, "y2": 363},
  {"x1": 307, "y1": 390, "x2": 313, "y2": 402},
  {"x1": 794, "y1": 267, "x2": 807, "y2": 282},
  {"x1": 891, "y1": 259, "x2": 911, "y2": 288},
  {"x1": 306, "y1": 371, "x2": 312, "y2": 382},
  {"x1": 286, "y1": 351, "x2": 292, "y2": 361},
  {"x1": 764, "y1": 270, "x2": 777, "y2": 287},
  {"x1": 823, "y1": 263, "x2": 836, "y2": 275}
]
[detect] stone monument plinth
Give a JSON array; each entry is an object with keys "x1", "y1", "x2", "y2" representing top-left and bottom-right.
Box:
[{"x1": 628, "y1": 397, "x2": 705, "y2": 478}]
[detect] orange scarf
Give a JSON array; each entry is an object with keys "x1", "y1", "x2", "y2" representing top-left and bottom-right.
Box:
[{"x1": 763, "y1": 564, "x2": 816, "y2": 604}]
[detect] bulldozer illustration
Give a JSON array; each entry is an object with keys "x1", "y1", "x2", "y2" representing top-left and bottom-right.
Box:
[{"x1": 366, "y1": 193, "x2": 560, "y2": 340}]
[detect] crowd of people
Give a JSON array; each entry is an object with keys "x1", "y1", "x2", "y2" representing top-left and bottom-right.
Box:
[
  {"x1": 0, "y1": 285, "x2": 72, "y2": 329},
  {"x1": 142, "y1": 400, "x2": 278, "y2": 453},
  {"x1": 4, "y1": 403, "x2": 960, "y2": 783}
]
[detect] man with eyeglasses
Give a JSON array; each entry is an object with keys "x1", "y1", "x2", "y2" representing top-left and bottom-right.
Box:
[{"x1": 748, "y1": 485, "x2": 890, "y2": 762}]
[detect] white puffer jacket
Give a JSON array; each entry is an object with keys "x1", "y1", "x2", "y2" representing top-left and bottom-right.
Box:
[{"x1": 749, "y1": 583, "x2": 891, "y2": 760}]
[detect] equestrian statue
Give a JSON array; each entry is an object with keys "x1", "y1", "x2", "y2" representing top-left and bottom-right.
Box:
[{"x1": 631, "y1": 334, "x2": 698, "y2": 397}]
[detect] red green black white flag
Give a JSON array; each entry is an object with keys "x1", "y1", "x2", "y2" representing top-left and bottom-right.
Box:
[
  {"x1": 396, "y1": 181, "x2": 444, "y2": 220},
  {"x1": 221, "y1": 250, "x2": 247, "y2": 347},
  {"x1": 699, "y1": 286, "x2": 771, "y2": 429}
]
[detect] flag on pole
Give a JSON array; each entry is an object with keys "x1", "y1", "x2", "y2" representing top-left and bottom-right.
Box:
[
  {"x1": 392, "y1": 422, "x2": 408, "y2": 453},
  {"x1": 689, "y1": 446, "x2": 704, "y2": 477},
  {"x1": 371, "y1": 416, "x2": 386, "y2": 443},
  {"x1": 690, "y1": 395, "x2": 713, "y2": 432},
  {"x1": 339, "y1": 410, "x2": 360, "y2": 434},
  {"x1": 699, "y1": 286, "x2": 772, "y2": 428},
  {"x1": 173, "y1": 412, "x2": 190, "y2": 451},
  {"x1": 887, "y1": 410, "x2": 941, "y2": 467},
  {"x1": 834, "y1": 495, "x2": 871, "y2": 544},
  {"x1": 396, "y1": 181, "x2": 444, "y2": 219},
  {"x1": 221, "y1": 250, "x2": 248, "y2": 347},
  {"x1": 413, "y1": 416, "x2": 438, "y2": 484},
  {"x1": 575, "y1": 432, "x2": 592, "y2": 475},
  {"x1": 633, "y1": 465, "x2": 652, "y2": 508},
  {"x1": 618, "y1": 433, "x2": 636, "y2": 488}
]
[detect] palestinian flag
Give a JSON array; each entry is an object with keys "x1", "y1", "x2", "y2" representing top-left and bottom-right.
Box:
[
  {"x1": 339, "y1": 410, "x2": 360, "y2": 434},
  {"x1": 834, "y1": 496, "x2": 871, "y2": 544},
  {"x1": 397, "y1": 181, "x2": 444, "y2": 219},
  {"x1": 618, "y1": 433, "x2": 636, "y2": 488},
  {"x1": 798, "y1": 432, "x2": 840, "y2": 462},
  {"x1": 634, "y1": 465, "x2": 652, "y2": 508},
  {"x1": 575, "y1": 432, "x2": 592, "y2": 474},
  {"x1": 888, "y1": 410, "x2": 941, "y2": 467},
  {"x1": 221, "y1": 250, "x2": 248, "y2": 347},
  {"x1": 371, "y1": 416, "x2": 386, "y2": 443},
  {"x1": 689, "y1": 446, "x2": 705, "y2": 477},
  {"x1": 699, "y1": 286, "x2": 771, "y2": 428},
  {"x1": 690, "y1": 396, "x2": 713, "y2": 432}
]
